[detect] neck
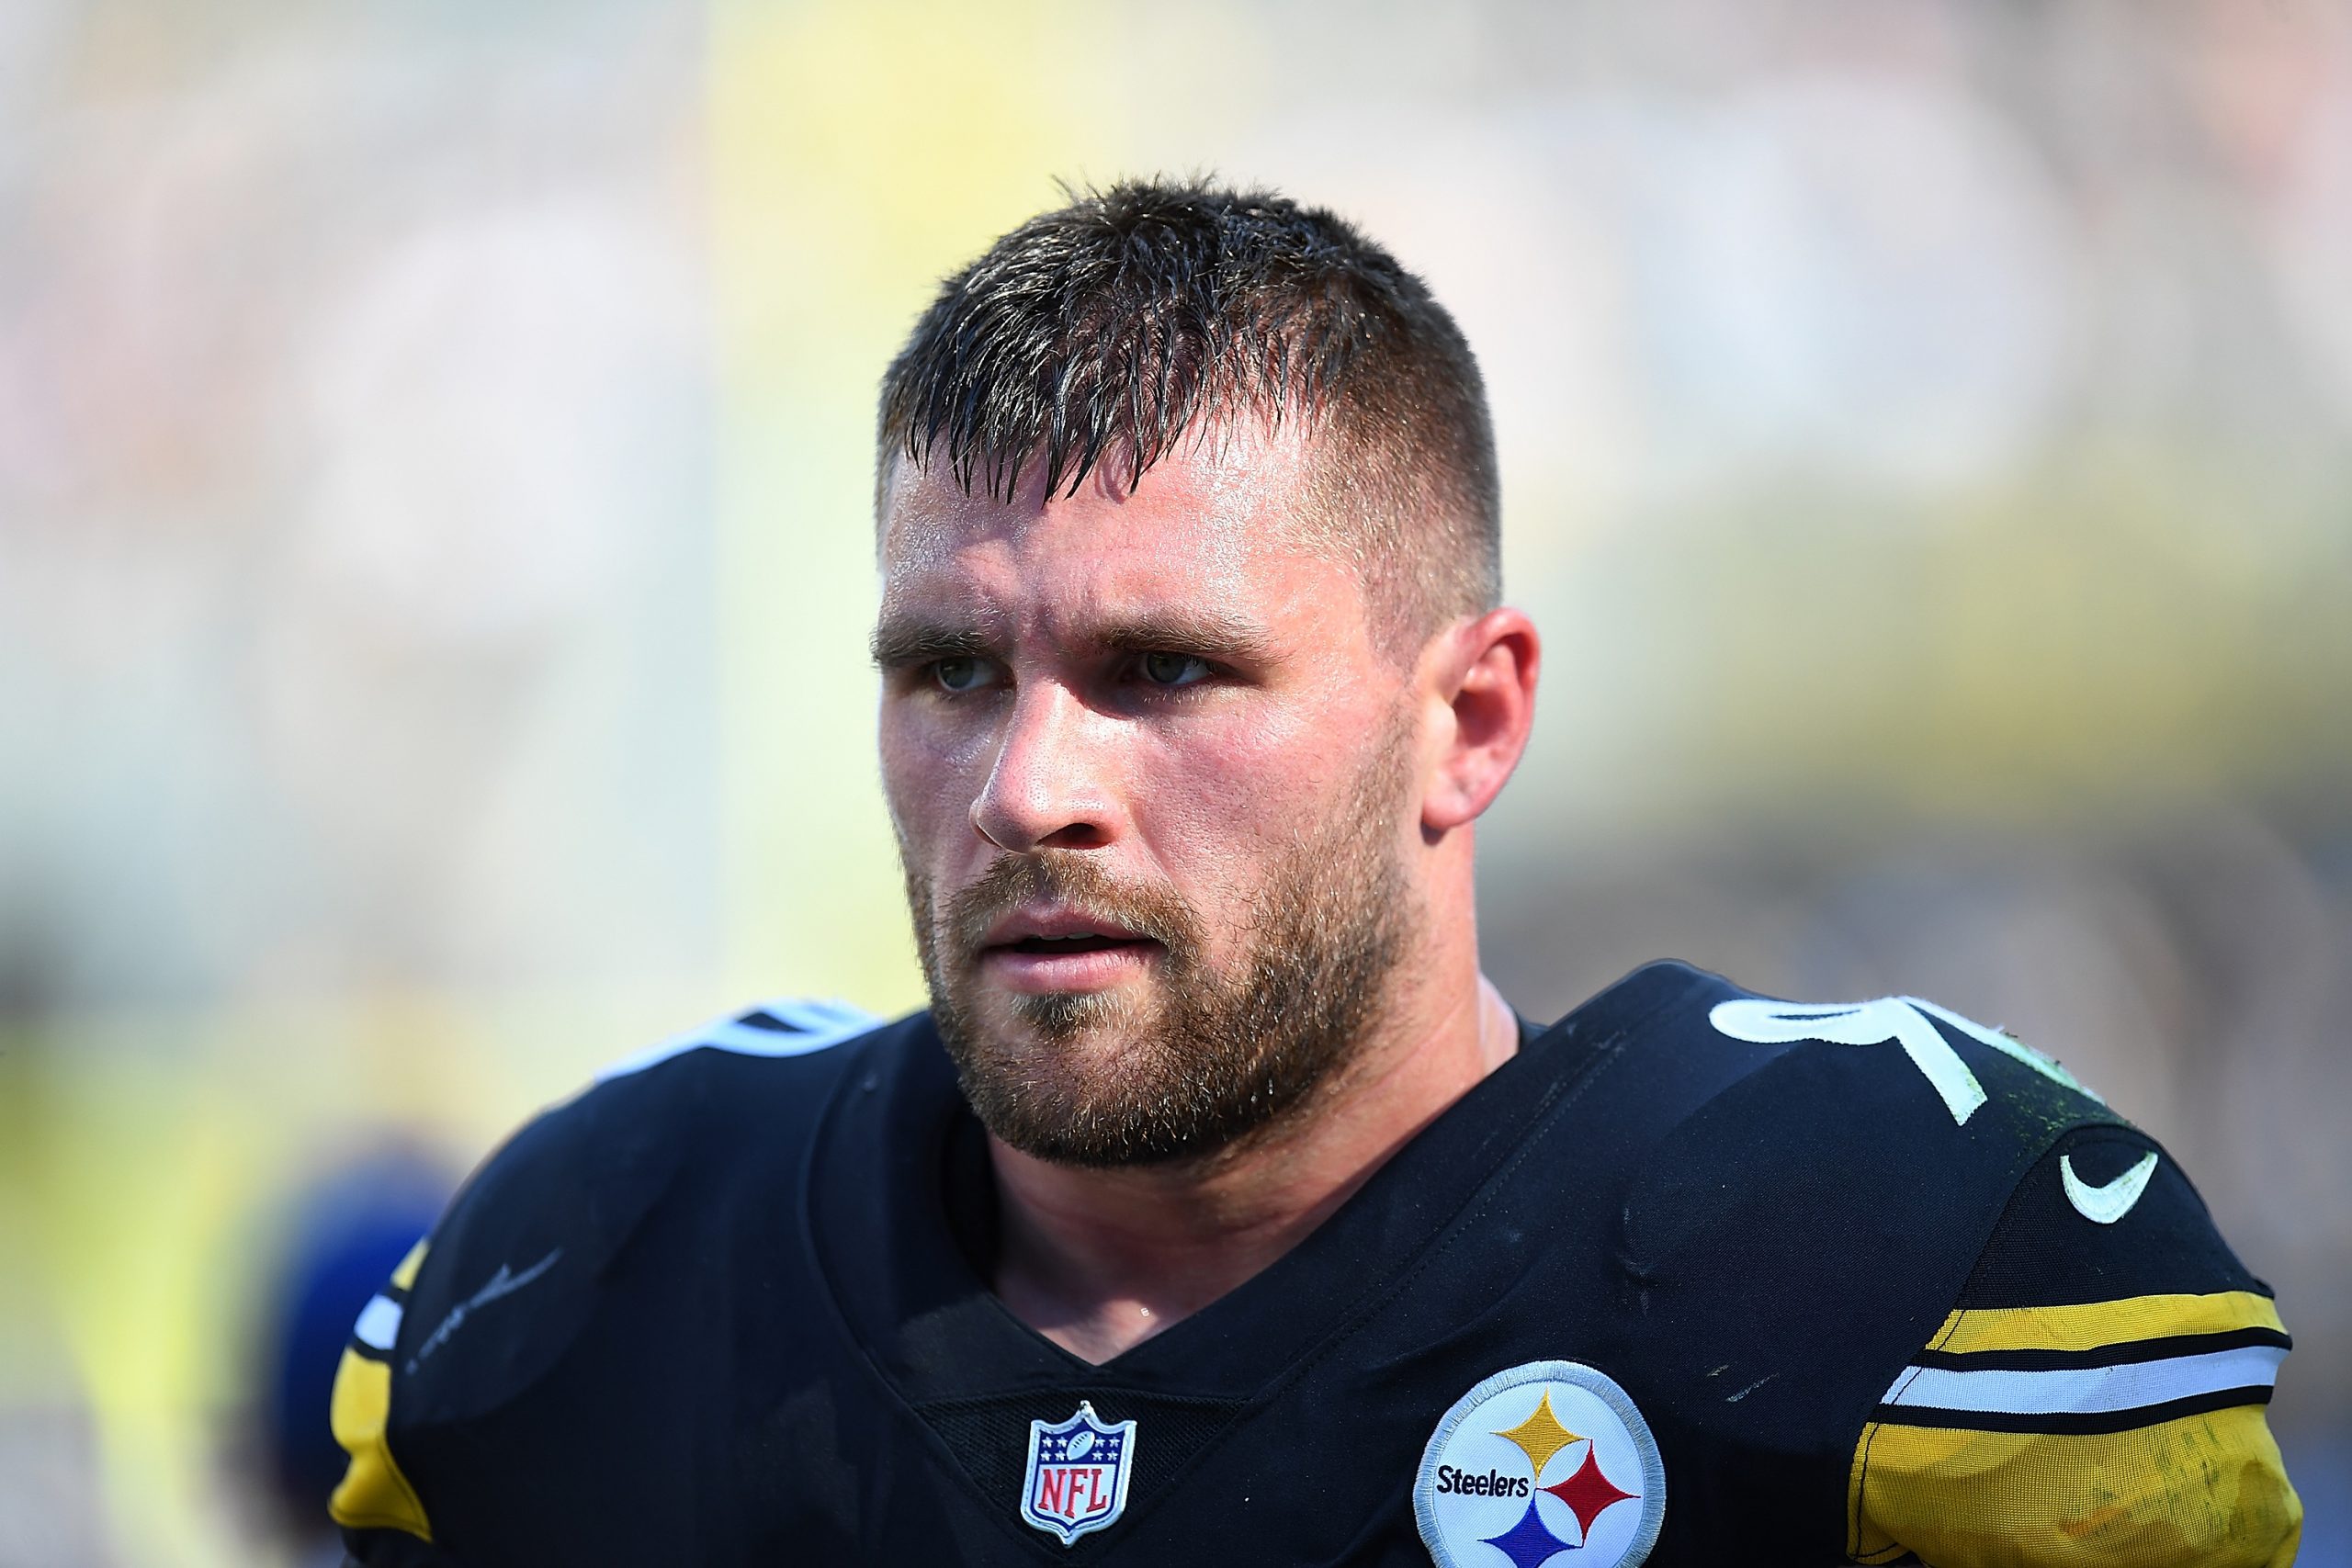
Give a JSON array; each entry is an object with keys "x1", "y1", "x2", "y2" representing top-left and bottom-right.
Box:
[{"x1": 988, "y1": 953, "x2": 1520, "y2": 1364}]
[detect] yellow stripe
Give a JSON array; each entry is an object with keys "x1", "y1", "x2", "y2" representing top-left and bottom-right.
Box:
[
  {"x1": 328, "y1": 1240, "x2": 434, "y2": 1541},
  {"x1": 390, "y1": 1236, "x2": 427, "y2": 1292},
  {"x1": 1849, "y1": 1405, "x2": 2301, "y2": 1568},
  {"x1": 328, "y1": 1348, "x2": 433, "y2": 1539},
  {"x1": 1924, "y1": 1291, "x2": 2284, "y2": 1357}
]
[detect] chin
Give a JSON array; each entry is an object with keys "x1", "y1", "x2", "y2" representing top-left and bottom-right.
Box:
[{"x1": 1000, "y1": 985, "x2": 1147, "y2": 1047}]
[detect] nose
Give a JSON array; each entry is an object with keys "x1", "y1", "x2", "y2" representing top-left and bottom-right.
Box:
[{"x1": 970, "y1": 682, "x2": 1118, "y2": 852}]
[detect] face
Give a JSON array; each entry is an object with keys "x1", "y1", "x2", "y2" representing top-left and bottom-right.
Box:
[{"x1": 876, "y1": 424, "x2": 1429, "y2": 1167}]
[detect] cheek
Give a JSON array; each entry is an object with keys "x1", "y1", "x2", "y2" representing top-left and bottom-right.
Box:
[
  {"x1": 1136, "y1": 694, "x2": 1397, "y2": 875},
  {"x1": 877, "y1": 704, "x2": 986, "y2": 848}
]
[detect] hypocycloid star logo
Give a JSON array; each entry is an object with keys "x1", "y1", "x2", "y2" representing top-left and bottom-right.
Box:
[{"x1": 1415, "y1": 1360, "x2": 1666, "y2": 1568}]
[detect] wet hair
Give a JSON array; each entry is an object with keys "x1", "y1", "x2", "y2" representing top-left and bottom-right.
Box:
[{"x1": 875, "y1": 178, "x2": 1500, "y2": 644}]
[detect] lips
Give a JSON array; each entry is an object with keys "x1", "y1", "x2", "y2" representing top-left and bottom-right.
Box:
[
  {"x1": 976, "y1": 905, "x2": 1163, "y2": 993},
  {"x1": 981, "y1": 906, "x2": 1151, "y2": 949}
]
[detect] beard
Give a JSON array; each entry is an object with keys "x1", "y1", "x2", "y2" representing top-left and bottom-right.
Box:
[{"x1": 904, "y1": 719, "x2": 1420, "y2": 1168}]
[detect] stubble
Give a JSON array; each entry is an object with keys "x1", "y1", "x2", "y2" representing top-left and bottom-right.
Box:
[{"x1": 906, "y1": 712, "x2": 1421, "y2": 1168}]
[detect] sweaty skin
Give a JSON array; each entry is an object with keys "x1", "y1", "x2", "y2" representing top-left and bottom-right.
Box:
[{"x1": 876, "y1": 420, "x2": 1539, "y2": 1363}]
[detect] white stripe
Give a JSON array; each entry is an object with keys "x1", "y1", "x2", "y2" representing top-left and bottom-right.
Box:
[
  {"x1": 594, "y1": 997, "x2": 882, "y2": 1081},
  {"x1": 353, "y1": 1294, "x2": 403, "y2": 1352},
  {"x1": 1883, "y1": 1343, "x2": 2287, "y2": 1416}
]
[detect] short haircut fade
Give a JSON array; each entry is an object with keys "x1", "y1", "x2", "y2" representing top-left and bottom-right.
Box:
[{"x1": 876, "y1": 179, "x2": 1501, "y2": 642}]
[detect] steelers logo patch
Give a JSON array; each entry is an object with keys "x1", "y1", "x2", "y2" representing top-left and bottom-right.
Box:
[{"x1": 1414, "y1": 1360, "x2": 1665, "y2": 1568}]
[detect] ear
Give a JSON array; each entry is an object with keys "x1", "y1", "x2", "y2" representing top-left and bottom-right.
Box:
[{"x1": 1420, "y1": 607, "x2": 1541, "y2": 834}]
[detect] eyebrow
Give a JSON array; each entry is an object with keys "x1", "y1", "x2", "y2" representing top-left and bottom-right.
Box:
[
  {"x1": 870, "y1": 617, "x2": 996, "y2": 671},
  {"x1": 868, "y1": 609, "x2": 1276, "y2": 671},
  {"x1": 1091, "y1": 611, "x2": 1275, "y2": 666}
]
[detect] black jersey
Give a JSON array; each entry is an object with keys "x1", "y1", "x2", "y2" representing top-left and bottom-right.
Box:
[{"x1": 331, "y1": 964, "x2": 2301, "y2": 1566}]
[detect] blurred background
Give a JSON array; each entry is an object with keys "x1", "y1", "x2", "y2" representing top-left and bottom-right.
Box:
[{"x1": 1, "y1": 0, "x2": 2346, "y2": 1562}]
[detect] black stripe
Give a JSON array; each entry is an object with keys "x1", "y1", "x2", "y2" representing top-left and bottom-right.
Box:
[
  {"x1": 1871, "y1": 1384, "x2": 2273, "y2": 1436},
  {"x1": 735, "y1": 1010, "x2": 806, "y2": 1033},
  {"x1": 1912, "y1": 1325, "x2": 2290, "y2": 1372},
  {"x1": 345, "y1": 1336, "x2": 391, "y2": 1365},
  {"x1": 383, "y1": 1281, "x2": 410, "y2": 1306}
]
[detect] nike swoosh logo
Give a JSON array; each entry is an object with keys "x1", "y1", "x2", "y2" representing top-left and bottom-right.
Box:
[
  {"x1": 408, "y1": 1247, "x2": 563, "y2": 1370},
  {"x1": 2062, "y1": 1151, "x2": 2158, "y2": 1224}
]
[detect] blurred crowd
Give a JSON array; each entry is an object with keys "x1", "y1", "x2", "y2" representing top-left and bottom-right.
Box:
[{"x1": 1, "y1": 1, "x2": 2346, "y2": 1562}]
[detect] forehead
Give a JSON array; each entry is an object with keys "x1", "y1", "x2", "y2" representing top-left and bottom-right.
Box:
[{"x1": 876, "y1": 422, "x2": 1359, "y2": 630}]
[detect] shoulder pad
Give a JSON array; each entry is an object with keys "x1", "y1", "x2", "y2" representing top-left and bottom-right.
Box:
[
  {"x1": 1605, "y1": 977, "x2": 2126, "y2": 1537},
  {"x1": 1851, "y1": 1122, "x2": 2299, "y2": 1567},
  {"x1": 386, "y1": 998, "x2": 883, "y2": 1429},
  {"x1": 594, "y1": 996, "x2": 879, "y2": 1081}
]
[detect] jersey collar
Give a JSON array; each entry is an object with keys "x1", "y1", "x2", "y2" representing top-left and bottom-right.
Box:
[{"x1": 803, "y1": 964, "x2": 1704, "y2": 1409}]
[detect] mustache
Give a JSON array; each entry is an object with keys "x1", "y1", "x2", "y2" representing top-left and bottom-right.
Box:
[{"x1": 945, "y1": 852, "x2": 1198, "y2": 959}]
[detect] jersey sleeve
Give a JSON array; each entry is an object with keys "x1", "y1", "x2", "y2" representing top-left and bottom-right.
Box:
[{"x1": 1847, "y1": 1124, "x2": 2301, "y2": 1567}]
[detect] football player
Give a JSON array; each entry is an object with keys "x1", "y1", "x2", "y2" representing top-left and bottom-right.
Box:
[{"x1": 330, "y1": 182, "x2": 2301, "y2": 1566}]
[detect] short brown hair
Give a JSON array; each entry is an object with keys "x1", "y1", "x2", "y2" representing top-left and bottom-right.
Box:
[{"x1": 876, "y1": 179, "x2": 1500, "y2": 645}]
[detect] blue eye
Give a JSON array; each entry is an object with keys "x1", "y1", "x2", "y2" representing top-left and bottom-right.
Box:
[
  {"x1": 932, "y1": 657, "x2": 992, "y2": 694},
  {"x1": 1138, "y1": 652, "x2": 1210, "y2": 688}
]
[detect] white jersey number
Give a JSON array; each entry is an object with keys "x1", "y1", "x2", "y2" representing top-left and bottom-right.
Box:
[{"x1": 1709, "y1": 996, "x2": 2094, "y2": 1126}]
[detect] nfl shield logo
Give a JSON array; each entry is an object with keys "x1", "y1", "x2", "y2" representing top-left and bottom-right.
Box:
[{"x1": 1019, "y1": 1401, "x2": 1137, "y2": 1545}]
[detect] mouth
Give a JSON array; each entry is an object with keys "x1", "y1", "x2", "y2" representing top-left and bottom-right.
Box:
[
  {"x1": 1002, "y1": 931, "x2": 1139, "y2": 955},
  {"x1": 976, "y1": 908, "x2": 1164, "y2": 993}
]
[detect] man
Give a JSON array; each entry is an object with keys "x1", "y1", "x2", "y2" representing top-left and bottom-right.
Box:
[{"x1": 330, "y1": 182, "x2": 2301, "y2": 1566}]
